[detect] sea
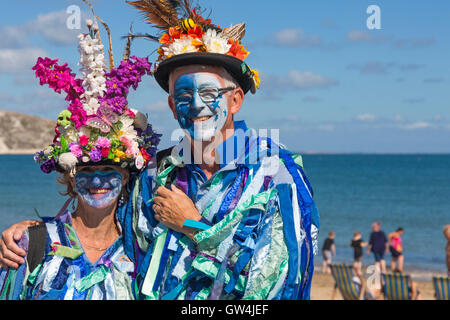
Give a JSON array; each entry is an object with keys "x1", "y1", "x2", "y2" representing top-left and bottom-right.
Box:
[{"x1": 0, "y1": 154, "x2": 449, "y2": 278}]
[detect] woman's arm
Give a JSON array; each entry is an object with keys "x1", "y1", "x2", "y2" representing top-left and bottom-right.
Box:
[
  {"x1": 0, "y1": 230, "x2": 31, "y2": 300},
  {"x1": 0, "y1": 220, "x2": 40, "y2": 269}
]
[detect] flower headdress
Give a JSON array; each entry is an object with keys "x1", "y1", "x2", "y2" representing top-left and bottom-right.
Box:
[
  {"x1": 33, "y1": 1, "x2": 161, "y2": 174},
  {"x1": 127, "y1": 0, "x2": 260, "y2": 94}
]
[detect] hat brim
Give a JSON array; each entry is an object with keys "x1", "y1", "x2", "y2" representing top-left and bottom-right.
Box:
[
  {"x1": 55, "y1": 158, "x2": 142, "y2": 174},
  {"x1": 154, "y1": 52, "x2": 255, "y2": 94}
]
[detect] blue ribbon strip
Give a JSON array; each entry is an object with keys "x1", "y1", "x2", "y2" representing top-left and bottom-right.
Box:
[{"x1": 183, "y1": 219, "x2": 211, "y2": 231}]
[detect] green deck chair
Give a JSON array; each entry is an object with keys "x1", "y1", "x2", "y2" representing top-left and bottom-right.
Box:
[
  {"x1": 381, "y1": 273, "x2": 412, "y2": 300},
  {"x1": 330, "y1": 264, "x2": 361, "y2": 300},
  {"x1": 433, "y1": 276, "x2": 450, "y2": 300}
]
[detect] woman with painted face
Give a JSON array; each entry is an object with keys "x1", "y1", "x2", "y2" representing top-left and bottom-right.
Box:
[{"x1": 0, "y1": 12, "x2": 161, "y2": 299}]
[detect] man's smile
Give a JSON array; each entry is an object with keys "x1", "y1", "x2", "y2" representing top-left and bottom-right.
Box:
[{"x1": 190, "y1": 115, "x2": 213, "y2": 123}]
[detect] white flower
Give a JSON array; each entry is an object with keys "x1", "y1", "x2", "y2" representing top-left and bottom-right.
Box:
[
  {"x1": 86, "y1": 19, "x2": 93, "y2": 28},
  {"x1": 164, "y1": 37, "x2": 198, "y2": 57},
  {"x1": 202, "y1": 29, "x2": 231, "y2": 54},
  {"x1": 118, "y1": 115, "x2": 138, "y2": 140},
  {"x1": 82, "y1": 98, "x2": 100, "y2": 116}
]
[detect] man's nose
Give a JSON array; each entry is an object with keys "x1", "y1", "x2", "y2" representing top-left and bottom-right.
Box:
[{"x1": 190, "y1": 91, "x2": 206, "y2": 110}]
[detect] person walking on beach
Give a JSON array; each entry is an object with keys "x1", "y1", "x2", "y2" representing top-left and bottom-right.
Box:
[
  {"x1": 366, "y1": 222, "x2": 388, "y2": 273},
  {"x1": 444, "y1": 225, "x2": 450, "y2": 276},
  {"x1": 322, "y1": 231, "x2": 336, "y2": 274},
  {"x1": 350, "y1": 231, "x2": 367, "y2": 276},
  {"x1": 388, "y1": 227, "x2": 404, "y2": 272}
]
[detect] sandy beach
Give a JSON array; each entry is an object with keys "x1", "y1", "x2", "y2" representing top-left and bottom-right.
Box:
[{"x1": 310, "y1": 268, "x2": 441, "y2": 300}]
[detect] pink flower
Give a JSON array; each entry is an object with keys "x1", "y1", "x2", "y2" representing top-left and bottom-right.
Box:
[
  {"x1": 69, "y1": 143, "x2": 83, "y2": 158},
  {"x1": 79, "y1": 136, "x2": 89, "y2": 146},
  {"x1": 125, "y1": 108, "x2": 136, "y2": 118},
  {"x1": 95, "y1": 137, "x2": 111, "y2": 149}
]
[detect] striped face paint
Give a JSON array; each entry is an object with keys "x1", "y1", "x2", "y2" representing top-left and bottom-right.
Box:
[
  {"x1": 173, "y1": 73, "x2": 229, "y2": 141},
  {"x1": 74, "y1": 170, "x2": 123, "y2": 209}
]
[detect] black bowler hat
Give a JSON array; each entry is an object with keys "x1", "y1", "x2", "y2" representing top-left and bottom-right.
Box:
[{"x1": 154, "y1": 52, "x2": 257, "y2": 94}]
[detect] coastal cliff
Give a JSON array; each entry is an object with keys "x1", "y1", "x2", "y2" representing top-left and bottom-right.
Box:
[{"x1": 0, "y1": 110, "x2": 55, "y2": 154}]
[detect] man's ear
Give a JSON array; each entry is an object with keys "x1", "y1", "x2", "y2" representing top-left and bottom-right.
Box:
[
  {"x1": 229, "y1": 88, "x2": 244, "y2": 115},
  {"x1": 168, "y1": 95, "x2": 178, "y2": 120}
]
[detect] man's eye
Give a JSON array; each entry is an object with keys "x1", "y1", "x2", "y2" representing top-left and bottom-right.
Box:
[
  {"x1": 176, "y1": 93, "x2": 192, "y2": 101},
  {"x1": 199, "y1": 89, "x2": 218, "y2": 100}
]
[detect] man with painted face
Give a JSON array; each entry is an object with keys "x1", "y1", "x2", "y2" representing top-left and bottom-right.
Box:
[
  {"x1": 0, "y1": 2, "x2": 320, "y2": 300},
  {"x1": 115, "y1": 2, "x2": 320, "y2": 300}
]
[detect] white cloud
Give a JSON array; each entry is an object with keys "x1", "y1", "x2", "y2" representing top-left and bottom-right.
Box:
[
  {"x1": 400, "y1": 122, "x2": 433, "y2": 130},
  {"x1": 317, "y1": 124, "x2": 335, "y2": 131},
  {"x1": 273, "y1": 28, "x2": 321, "y2": 47},
  {"x1": 0, "y1": 48, "x2": 48, "y2": 73},
  {"x1": 355, "y1": 113, "x2": 377, "y2": 122},
  {"x1": 1, "y1": 10, "x2": 88, "y2": 49},
  {"x1": 347, "y1": 30, "x2": 372, "y2": 43},
  {"x1": 27, "y1": 10, "x2": 84, "y2": 46},
  {"x1": 260, "y1": 69, "x2": 338, "y2": 93},
  {"x1": 287, "y1": 70, "x2": 338, "y2": 89}
]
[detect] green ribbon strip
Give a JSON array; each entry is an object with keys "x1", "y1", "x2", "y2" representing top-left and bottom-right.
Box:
[
  {"x1": 74, "y1": 264, "x2": 109, "y2": 293},
  {"x1": 49, "y1": 244, "x2": 83, "y2": 260},
  {"x1": 64, "y1": 224, "x2": 83, "y2": 250},
  {"x1": 193, "y1": 188, "x2": 278, "y2": 248},
  {"x1": 27, "y1": 263, "x2": 43, "y2": 287},
  {"x1": 141, "y1": 230, "x2": 168, "y2": 297}
]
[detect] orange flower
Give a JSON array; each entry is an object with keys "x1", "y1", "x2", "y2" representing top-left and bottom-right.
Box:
[
  {"x1": 160, "y1": 33, "x2": 172, "y2": 44},
  {"x1": 169, "y1": 26, "x2": 182, "y2": 39},
  {"x1": 159, "y1": 27, "x2": 182, "y2": 44},
  {"x1": 227, "y1": 39, "x2": 249, "y2": 60},
  {"x1": 187, "y1": 25, "x2": 204, "y2": 39}
]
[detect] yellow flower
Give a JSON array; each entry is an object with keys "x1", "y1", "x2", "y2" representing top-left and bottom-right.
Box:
[
  {"x1": 250, "y1": 68, "x2": 261, "y2": 90},
  {"x1": 115, "y1": 150, "x2": 127, "y2": 160}
]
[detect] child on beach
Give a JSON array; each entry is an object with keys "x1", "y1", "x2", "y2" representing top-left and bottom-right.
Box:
[
  {"x1": 388, "y1": 227, "x2": 404, "y2": 272},
  {"x1": 350, "y1": 231, "x2": 367, "y2": 276},
  {"x1": 322, "y1": 231, "x2": 336, "y2": 274}
]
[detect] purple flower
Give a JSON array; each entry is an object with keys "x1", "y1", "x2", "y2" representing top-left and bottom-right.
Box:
[
  {"x1": 106, "y1": 78, "x2": 127, "y2": 96},
  {"x1": 103, "y1": 96, "x2": 127, "y2": 114},
  {"x1": 34, "y1": 151, "x2": 44, "y2": 163},
  {"x1": 40, "y1": 158, "x2": 56, "y2": 174},
  {"x1": 89, "y1": 148, "x2": 102, "y2": 162}
]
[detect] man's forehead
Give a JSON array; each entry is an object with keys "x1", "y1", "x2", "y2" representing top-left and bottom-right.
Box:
[{"x1": 170, "y1": 65, "x2": 226, "y2": 87}]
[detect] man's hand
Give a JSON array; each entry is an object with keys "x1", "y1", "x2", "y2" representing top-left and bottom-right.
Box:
[
  {"x1": 0, "y1": 220, "x2": 41, "y2": 269},
  {"x1": 153, "y1": 185, "x2": 202, "y2": 239}
]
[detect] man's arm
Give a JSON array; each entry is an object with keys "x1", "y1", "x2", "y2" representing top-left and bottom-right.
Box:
[{"x1": 0, "y1": 220, "x2": 40, "y2": 269}]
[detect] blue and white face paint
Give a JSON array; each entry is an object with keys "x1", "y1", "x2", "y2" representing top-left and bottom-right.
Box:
[
  {"x1": 173, "y1": 73, "x2": 230, "y2": 141},
  {"x1": 74, "y1": 170, "x2": 123, "y2": 209}
]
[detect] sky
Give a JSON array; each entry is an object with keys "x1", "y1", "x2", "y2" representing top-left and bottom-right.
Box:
[{"x1": 0, "y1": 0, "x2": 449, "y2": 153}]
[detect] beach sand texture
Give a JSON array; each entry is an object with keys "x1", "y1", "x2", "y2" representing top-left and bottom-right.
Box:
[{"x1": 310, "y1": 271, "x2": 438, "y2": 300}]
